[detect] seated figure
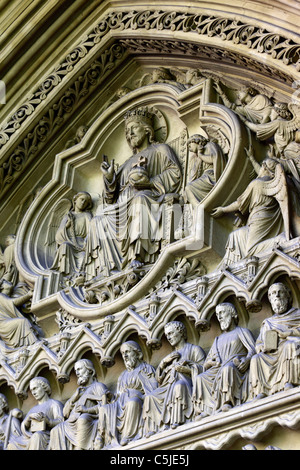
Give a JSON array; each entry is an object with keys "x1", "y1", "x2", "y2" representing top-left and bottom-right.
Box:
[
  {"x1": 143, "y1": 321, "x2": 205, "y2": 437},
  {"x1": 249, "y1": 282, "x2": 300, "y2": 399},
  {"x1": 49, "y1": 359, "x2": 109, "y2": 450},
  {"x1": 8, "y1": 377, "x2": 63, "y2": 450},
  {"x1": 94, "y1": 341, "x2": 157, "y2": 449},
  {"x1": 84, "y1": 106, "x2": 182, "y2": 277},
  {"x1": 193, "y1": 303, "x2": 256, "y2": 419}
]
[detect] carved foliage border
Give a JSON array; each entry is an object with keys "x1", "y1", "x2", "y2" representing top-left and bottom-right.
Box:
[{"x1": 0, "y1": 9, "x2": 299, "y2": 197}]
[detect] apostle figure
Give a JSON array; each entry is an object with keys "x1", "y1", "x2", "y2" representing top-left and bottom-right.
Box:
[
  {"x1": 143, "y1": 321, "x2": 205, "y2": 437},
  {"x1": 0, "y1": 280, "x2": 39, "y2": 348},
  {"x1": 184, "y1": 134, "x2": 226, "y2": 207},
  {"x1": 94, "y1": 341, "x2": 157, "y2": 449},
  {"x1": 9, "y1": 377, "x2": 63, "y2": 450},
  {"x1": 50, "y1": 191, "x2": 93, "y2": 276},
  {"x1": 84, "y1": 106, "x2": 182, "y2": 277},
  {"x1": 249, "y1": 282, "x2": 300, "y2": 399},
  {"x1": 193, "y1": 303, "x2": 256, "y2": 419},
  {"x1": 49, "y1": 359, "x2": 109, "y2": 450},
  {"x1": 0, "y1": 393, "x2": 23, "y2": 450}
]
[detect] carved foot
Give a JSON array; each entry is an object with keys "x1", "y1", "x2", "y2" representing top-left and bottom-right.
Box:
[
  {"x1": 94, "y1": 436, "x2": 104, "y2": 450},
  {"x1": 194, "y1": 412, "x2": 209, "y2": 421},
  {"x1": 120, "y1": 437, "x2": 130, "y2": 446},
  {"x1": 284, "y1": 382, "x2": 295, "y2": 391},
  {"x1": 129, "y1": 259, "x2": 144, "y2": 269},
  {"x1": 254, "y1": 393, "x2": 267, "y2": 400},
  {"x1": 221, "y1": 403, "x2": 232, "y2": 412}
]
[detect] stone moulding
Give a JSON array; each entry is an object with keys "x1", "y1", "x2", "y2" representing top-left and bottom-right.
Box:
[
  {"x1": 0, "y1": 8, "x2": 299, "y2": 200},
  {"x1": 121, "y1": 387, "x2": 300, "y2": 450}
]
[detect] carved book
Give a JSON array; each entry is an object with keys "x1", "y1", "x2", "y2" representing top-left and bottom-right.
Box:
[{"x1": 264, "y1": 330, "x2": 278, "y2": 352}]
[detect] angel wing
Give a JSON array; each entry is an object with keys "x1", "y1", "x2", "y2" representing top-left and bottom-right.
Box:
[
  {"x1": 205, "y1": 125, "x2": 230, "y2": 154},
  {"x1": 44, "y1": 198, "x2": 72, "y2": 266},
  {"x1": 286, "y1": 103, "x2": 300, "y2": 132},
  {"x1": 262, "y1": 163, "x2": 290, "y2": 240}
]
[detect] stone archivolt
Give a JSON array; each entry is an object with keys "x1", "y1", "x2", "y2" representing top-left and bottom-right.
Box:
[{"x1": 1, "y1": 1, "x2": 300, "y2": 451}]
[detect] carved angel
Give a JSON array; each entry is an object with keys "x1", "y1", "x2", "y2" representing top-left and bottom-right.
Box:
[
  {"x1": 184, "y1": 132, "x2": 227, "y2": 207},
  {"x1": 45, "y1": 192, "x2": 93, "y2": 276},
  {"x1": 212, "y1": 153, "x2": 291, "y2": 266},
  {"x1": 242, "y1": 102, "x2": 300, "y2": 156},
  {"x1": 214, "y1": 81, "x2": 273, "y2": 124}
]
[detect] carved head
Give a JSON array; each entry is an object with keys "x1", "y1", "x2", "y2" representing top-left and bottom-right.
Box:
[
  {"x1": 187, "y1": 134, "x2": 208, "y2": 153},
  {"x1": 5, "y1": 234, "x2": 16, "y2": 246},
  {"x1": 268, "y1": 282, "x2": 293, "y2": 314},
  {"x1": 29, "y1": 377, "x2": 51, "y2": 401},
  {"x1": 72, "y1": 191, "x2": 93, "y2": 212},
  {"x1": 272, "y1": 102, "x2": 292, "y2": 120},
  {"x1": 216, "y1": 302, "x2": 239, "y2": 331},
  {"x1": 164, "y1": 320, "x2": 187, "y2": 347},
  {"x1": 74, "y1": 358, "x2": 96, "y2": 385},
  {"x1": 124, "y1": 107, "x2": 155, "y2": 152},
  {"x1": 120, "y1": 341, "x2": 143, "y2": 370}
]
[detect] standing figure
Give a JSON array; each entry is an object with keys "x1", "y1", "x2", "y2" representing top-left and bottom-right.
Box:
[
  {"x1": 249, "y1": 282, "x2": 300, "y2": 399},
  {"x1": 193, "y1": 303, "x2": 256, "y2": 419},
  {"x1": 94, "y1": 341, "x2": 157, "y2": 449},
  {"x1": 49, "y1": 359, "x2": 109, "y2": 450},
  {"x1": 84, "y1": 106, "x2": 182, "y2": 276},
  {"x1": 50, "y1": 191, "x2": 93, "y2": 277},
  {"x1": 143, "y1": 321, "x2": 205, "y2": 437},
  {"x1": 9, "y1": 377, "x2": 63, "y2": 450},
  {"x1": 184, "y1": 134, "x2": 226, "y2": 207}
]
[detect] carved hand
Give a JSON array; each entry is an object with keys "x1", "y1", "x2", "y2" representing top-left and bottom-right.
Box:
[
  {"x1": 100, "y1": 159, "x2": 115, "y2": 182},
  {"x1": 211, "y1": 207, "x2": 224, "y2": 218}
]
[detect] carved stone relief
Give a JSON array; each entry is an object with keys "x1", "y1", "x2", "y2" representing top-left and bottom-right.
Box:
[{"x1": 1, "y1": 3, "x2": 300, "y2": 452}]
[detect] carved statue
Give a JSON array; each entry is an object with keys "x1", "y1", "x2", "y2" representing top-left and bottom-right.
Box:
[
  {"x1": 84, "y1": 106, "x2": 182, "y2": 276},
  {"x1": 94, "y1": 340, "x2": 157, "y2": 449},
  {"x1": 143, "y1": 321, "x2": 205, "y2": 437},
  {"x1": 0, "y1": 235, "x2": 18, "y2": 286},
  {"x1": 49, "y1": 359, "x2": 109, "y2": 450},
  {"x1": 48, "y1": 191, "x2": 93, "y2": 277},
  {"x1": 184, "y1": 134, "x2": 227, "y2": 207},
  {"x1": 193, "y1": 303, "x2": 256, "y2": 418},
  {"x1": 0, "y1": 393, "x2": 23, "y2": 450},
  {"x1": 212, "y1": 152, "x2": 291, "y2": 266},
  {"x1": 0, "y1": 280, "x2": 40, "y2": 348},
  {"x1": 242, "y1": 102, "x2": 300, "y2": 156},
  {"x1": 8, "y1": 377, "x2": 63, "y2": 450},
  {"x1": 64, "y1": 125, "x2": 88, "y2": 149},
  {"x1": 249, "y1": 282, "x2": 300, "y2": 399},
  {"x1": 214, "y1": 82, "x2": 273, "y2": 124}
]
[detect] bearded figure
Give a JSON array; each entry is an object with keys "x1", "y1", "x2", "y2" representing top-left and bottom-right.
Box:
[
  {"x1": 193, "y1": 303, "x2": 256, "y2": 418},
  {"x1": 84, "y1": 106, "x2": 182, "y2": 277},
  {"x1": 49, "y1": 359, "x2": 109, "y2": 450},
  {"x1": 94, "y1": 341, "x2": 157, "y2": 449},
  {"x1": 249, "y1": 282, "x2": 300, "y2": 399}
]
